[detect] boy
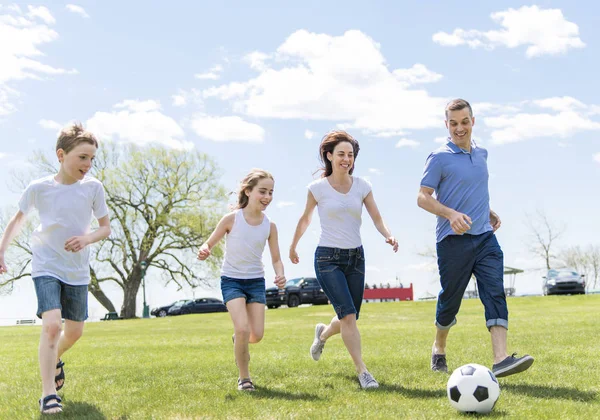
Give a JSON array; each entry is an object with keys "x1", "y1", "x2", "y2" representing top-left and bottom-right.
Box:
[{"x1": 0, "y1": 122, "x2": 111, "y2": 414}]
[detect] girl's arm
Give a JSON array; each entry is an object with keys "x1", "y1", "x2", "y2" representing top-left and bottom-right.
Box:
[
  {"x1": 364, "y1": 192, "x2": 398, "y2": 252},
  {"x1": 0, "y1": 211, "x2": 27, "y2": 274},
  {"x1": 197, "y1": 213, "x2": 235, "y2": 261},
  {"x1": 65, "y1": 215, "x2": 111, "y2": 253},
  {"x1": 268, "y1": 222, "x2": 286, "y2": 288},
  {"x1": 289, "y1": 191, "x2": 318, "y2": 264}
]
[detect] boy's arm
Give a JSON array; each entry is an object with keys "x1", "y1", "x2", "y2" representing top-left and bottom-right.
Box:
[
  {"x1": 0, "y1": 211, "x2": 28, "y2": 274},
  {"x1": 64, "y1": 215, "x2": 111, "y2": 253},
  {"x1": 197, "y1": 213, "x2": 234, "y2": 261},
  {"x1": 268, "y1": 222, "x2": 285, "y2": 288}
]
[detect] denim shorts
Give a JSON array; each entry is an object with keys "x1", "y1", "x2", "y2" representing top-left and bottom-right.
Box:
[
  {"x1": 33, "y1": 276, "x2": 88, "y2": 322},
  {"x1": 314, "y1": 246, "x2": 365, "y2": 320},
  {"x1": 220, "y1": 276, "x2": 266, "y2": 305}
]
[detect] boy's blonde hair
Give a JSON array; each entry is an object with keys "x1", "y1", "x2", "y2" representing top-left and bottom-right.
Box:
[
  {"x1": 56, "y1": 122, "x2": 98, "y2": 154},
  {"x1": 236, "y1": 169, "x2": 274, "y2": 209}
]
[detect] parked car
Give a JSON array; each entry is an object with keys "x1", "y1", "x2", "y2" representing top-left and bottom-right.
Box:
[
  {"x1": 151, "y1": 299, "x2": 192, "y2": 317},
  {"x1": 543, "y1": 269, "x2": 586, "y2": 295},
  {"x1": 266, "y1": 277, "x2": 328, "y2": 308},
  {"x1": 169, "y1": 298, "x2": 228, "y2": 315}
]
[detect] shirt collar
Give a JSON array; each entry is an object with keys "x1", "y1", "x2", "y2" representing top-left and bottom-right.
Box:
[{"x1": 445, "y1": 137, "x2": 478, "y2": 154}]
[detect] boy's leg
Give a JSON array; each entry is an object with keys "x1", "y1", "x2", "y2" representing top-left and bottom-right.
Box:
[
  {"x1": 226, "y1": 298, "x2": 251, "y2": 380},
  {"x1": 39, "y1": 309, "x2": 63, "y2": 413}
]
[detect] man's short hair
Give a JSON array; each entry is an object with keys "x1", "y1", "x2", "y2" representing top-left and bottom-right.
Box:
[{"x1": 445, "y1": 99, "x2": 473, "y2": 119}]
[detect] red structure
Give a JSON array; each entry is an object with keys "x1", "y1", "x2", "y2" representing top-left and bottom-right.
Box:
[{"x1": 363, "y1": 284, "x2": 413, "y2": 301}]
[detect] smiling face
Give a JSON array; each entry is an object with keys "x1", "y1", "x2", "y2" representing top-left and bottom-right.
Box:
[
  {"x1": 57, "y1": 142, "x2": 97, "y2": 182},
  {"x1": 445, "y1": 107, "x2": 475, "y2": 146},
  {"x1": 245, "y1": 177, "x2": 274, "y2": 211},
  {"x1": 327, "y1": 141, "x2": 355, "y2": 175}
]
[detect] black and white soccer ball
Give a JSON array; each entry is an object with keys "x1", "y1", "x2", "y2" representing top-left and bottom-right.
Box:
[{"x1": 447, "y1": 363, "x2": 500, "y2": 413}]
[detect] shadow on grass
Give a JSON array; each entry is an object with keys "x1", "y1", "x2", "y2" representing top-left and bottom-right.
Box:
[
  {"x1": 224, "y1": 386, "x2": 323, "y2": 401},
  {"x1": 457, "y1": 410, "x2": 509, "y2": 418},
  {"x1": 376, "y1": 382, "x2": 447, "y2": 399},
  {"x1": 37, "y1": 401, "x2": 107, "y2": 420},
  {"x1": 502, "y1": 383, "x2": 598, "y2": 402}
]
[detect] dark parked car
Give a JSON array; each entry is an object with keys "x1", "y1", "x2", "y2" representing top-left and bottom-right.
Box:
[
  {"x1": 266, "y1": 277, "x2": 328, "y2": 309},
  {"x1": 169, "y1": 298, "x2": 228, "y2": 315},
  {"x1": 151, "y1": 299, "x2": 192, "y2": 317},
  {"x1": 543, "y1": 269, "x2": 586, "y2": 295}
]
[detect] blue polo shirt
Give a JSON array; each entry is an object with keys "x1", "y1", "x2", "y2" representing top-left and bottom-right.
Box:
[{"x1": 420, "y1": 139, "x2": 492, "y2": 243}]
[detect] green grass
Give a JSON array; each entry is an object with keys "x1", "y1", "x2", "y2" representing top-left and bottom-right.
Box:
[{"x1": 1, "y1": 295, "x2": 598, "y2": 419}]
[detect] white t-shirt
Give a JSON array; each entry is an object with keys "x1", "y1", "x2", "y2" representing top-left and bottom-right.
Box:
[
  {"x1": 221, "y1": 209, "x2": 271, "y2": 279},
  {"x1": 18, "y1": 175, "x2": 109, "y2": 286},
  {"x1": 308, "y1": 176, "x2": 372, "y2": 249}
]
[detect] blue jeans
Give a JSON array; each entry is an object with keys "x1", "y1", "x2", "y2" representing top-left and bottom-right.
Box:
[
  {"x1": 314, "y1": 246, "x2": 365, "y2": 320},
  {"x1": 435, "y1": 231, "x2": 508, "y2": 330},
  {"x1": 220, "y1": 276, "x2": 266, "y2": 305},
  {"x1": 33, "y1": 276, "x2": 88, "y2": 322}
]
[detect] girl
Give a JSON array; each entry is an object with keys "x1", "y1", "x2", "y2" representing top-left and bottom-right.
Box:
[
  {"x1": 289, "y1": 130, "x2": 398, "y2": 389},
  {"x1": 197, "y1": 169, "x2": 286, "y2": 391},
  {"x1": 0, "y1": 123, "x2": 111, "y2": 414}
]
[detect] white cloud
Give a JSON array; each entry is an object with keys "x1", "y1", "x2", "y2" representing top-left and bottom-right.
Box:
[
  {"x1": 27, "y1": 6, "x2": 55, "y2": 25},
  {"x1": 433, "y1": 6, "x2": 585, "y2": 58},
  {"x1": 434, "y1": 137, "x2": 447, "y2": 143},
  {"x1": 38, "y1": 119, "x2": 62, "y2": 131},
  {"x1": 172, "y1": 94, "x2": 187, "y2": 107},
  {"x1": 304, "y1": 129, "x2": 315, "y2": 139},
  {"x1": 87, "y1": 99, "x2": 192, "y2": 150},
  {"x1": 203, "y1": 30, "x2": 446, "y2": 137},
  {"x1": 594, "y1": 153, "x2": 600, "y2": 164},
  {"x1": 393, "y1": 63, "x2": 442, "y2": 85},
  {"x1": 276, "y1": 201, "x2": 295, "y2": 208},
  {"x1": 0, "y1": 153, "x2": 7, "y2": 159},
  {"x1": 0, "y1": 6, "x2": 76, "y2": 114},
  {"x1": 244, "y1": 51, "x2": 271, "y2": 71},
  {"x1": 195, "y1": 65, "x2": 224, "y2": 80},
  {"x1": 483, "y1": 98, "x2": 600, "y2": 144},
  {"x1": 396, "y1": 138, "x2": 420, "y2": 148},
  {"x1": 190, "y1": 115, "x2": 264, "y2": 143},
  {"x1": 66, "y1": 5, "x2": 90, "y2": 19},
  {"x1": 368, "y1": 168, "x2": 383, "y2": 175}
]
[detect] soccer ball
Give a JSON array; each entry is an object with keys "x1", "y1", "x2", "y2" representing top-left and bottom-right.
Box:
[{"x1": 447, "y1": 363, "x2": 500, "y2": 413}]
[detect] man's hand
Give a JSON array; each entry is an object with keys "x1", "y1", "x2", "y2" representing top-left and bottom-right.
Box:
[
  {"x1": 64, "y1": 236, "x2": 90, "y2": 253},
  {"x1": 448, "y1": 211, "x2": 472, "y2": 235},
  {"x1": 490, "y1": 210, "x2": 501, "y2": 232}
]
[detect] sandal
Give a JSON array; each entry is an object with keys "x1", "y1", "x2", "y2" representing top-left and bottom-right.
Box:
[
  {"x1": 237, "y1": 378, "x2": 255, "y2": 391},
  {"x1": 39, "y1": 394, "x2": 62, "y2": 414},
  {"x1": 55, "y1": 360, "x2": 65, "y2": 391}
]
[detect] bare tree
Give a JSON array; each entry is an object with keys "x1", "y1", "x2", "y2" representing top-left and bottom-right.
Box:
[
  {"x1": 525, "y1": 210, "x2": 565, "y2": 270},
  {"x1": 560, "y1": 245, "x2": 600, "y2": 291},
  {"x1": 1, "y1": 144, "x2": 228, "y2": 318}
]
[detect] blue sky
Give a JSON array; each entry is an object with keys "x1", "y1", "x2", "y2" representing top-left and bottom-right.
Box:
[{"x1": 1, "y1": 1, "x2": 599, "y2": 323}]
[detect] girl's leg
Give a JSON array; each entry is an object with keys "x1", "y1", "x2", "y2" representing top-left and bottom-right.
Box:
[
  {"x1": 39, "y1": 309, "x2": 63, "y2": 414},
  {"x1": 246, "y1": 302, "x2": 265, "y2": 344},
  {"x1": 320, "y1": 315, "x2": 340, "y2": 340},
  {"x1": 226, "y1": 298, "x2": 251, "y2": 379}
]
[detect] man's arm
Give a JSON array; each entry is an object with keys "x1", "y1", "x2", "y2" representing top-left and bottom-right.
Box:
[{"x1": 417, "y1": 186, "x2": 472, "y2": 235}]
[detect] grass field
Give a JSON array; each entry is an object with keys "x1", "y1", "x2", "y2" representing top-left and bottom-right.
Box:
[{"x1": 0, "y1": 295, "x2": 598, "y2": 419}]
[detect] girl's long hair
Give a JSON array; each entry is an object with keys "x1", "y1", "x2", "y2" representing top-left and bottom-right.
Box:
[{"x1": 236, "y1": 169, "x2": 274, "y2": 209}]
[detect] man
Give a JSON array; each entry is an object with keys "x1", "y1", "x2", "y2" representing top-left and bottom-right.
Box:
[{"x1": 417, "y1": 99, "x2": 534, "y2": 377}]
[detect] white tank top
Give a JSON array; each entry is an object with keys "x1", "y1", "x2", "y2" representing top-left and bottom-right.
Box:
[{"x1": 221, "y1": 209, "x2": 271, "y2": 279}]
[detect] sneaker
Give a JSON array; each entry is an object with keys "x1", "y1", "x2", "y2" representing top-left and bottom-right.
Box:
[
  {"x1": 492, "y1": 353, "x2": 534, "y2": 378},
  {"x1": 431, "y1": 353, "x2": 448, "y2": 373},
  {"x1": 358, "y1": 371, "x2": 379, "y2": 389},
  {"x1": 310, "y1": 323, "x2": 327, "y2": 361},
  {"x1": 237, "y1": 378, "x2": 255, "y2": 391}
]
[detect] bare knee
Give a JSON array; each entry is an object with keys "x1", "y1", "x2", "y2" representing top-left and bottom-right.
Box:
[
  {"x1": 235, "y1": 326, "x2": 251, "y2": 341},
  {"x1": 64, "y1": 328, "x2": 83, "y2": 343},
  {"x1": 249, "y1": 331, "x2": 264, "y2": 343},
  {"x1": 43, "y1": 322, "x2": 62, "y2": 343}
]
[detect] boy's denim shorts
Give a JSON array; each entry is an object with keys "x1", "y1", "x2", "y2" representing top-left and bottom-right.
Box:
[
  {"x1": 314, "y1": 246, "x2": 365, "y2": 320},
  {"x1": 220, "y1": 276, "x2": 266, "y2": 305},
  {"x1": 33, "y1": 275, "x2": 88, "y2": 322}
]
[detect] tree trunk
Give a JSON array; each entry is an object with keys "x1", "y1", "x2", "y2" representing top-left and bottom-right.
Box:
[
  {"x1": 121, "y1": 274, "x2": 142, "y2": 319},
  {"x1": 88, "y1": 279, "x2": 116, "y2": 313}
]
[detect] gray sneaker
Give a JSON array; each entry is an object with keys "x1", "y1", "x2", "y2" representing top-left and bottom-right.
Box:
[
  {"x1": 492, "y1": 353, "x2": 534, "y2": 377},
  {"x1": 431, "y1": 353, "x2": 448, "y2": 373},
  {"x1": 358, "y1": 371, "x2": 379, "y2": 389},
  {"x1": 310, "y1": 323, "x2": 327, "y2": 361}
]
